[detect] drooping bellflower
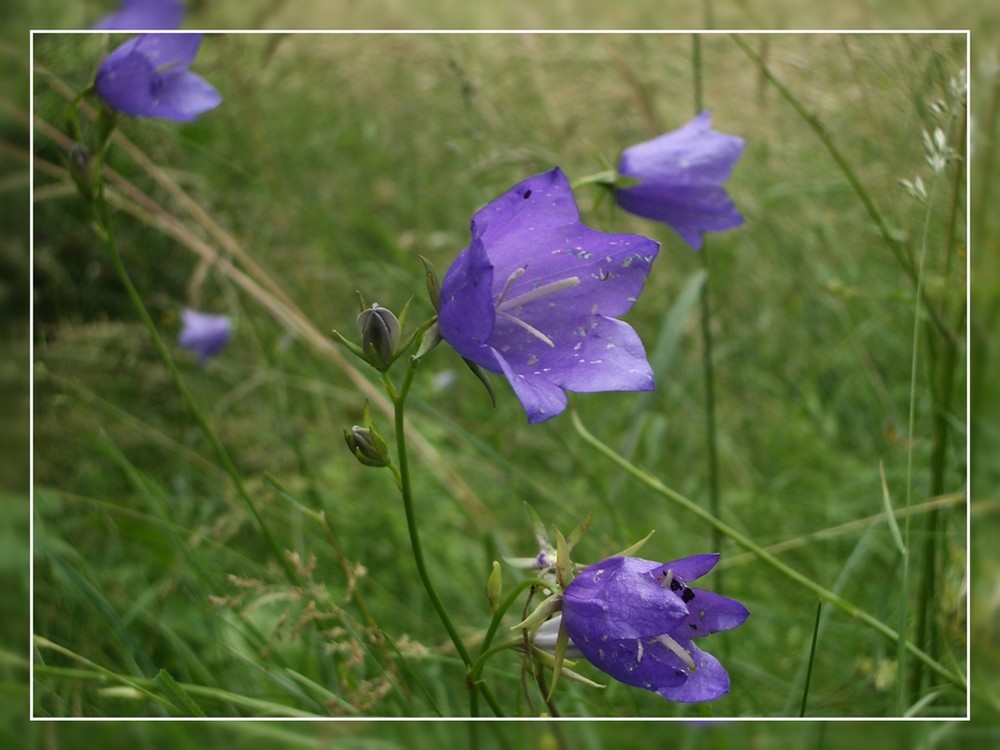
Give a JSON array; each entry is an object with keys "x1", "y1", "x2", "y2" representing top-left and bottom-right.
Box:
[
  {"x1": 95, "y1": 34, "x2": 221, "y2": 122},
  {"x1": 178, "y1": 308, "x2": 232, "y2": 364},
  {"x1": 560, "y1": 554, "x2": 749, "y2": 702},
  {"x1": 437, "y1": 167, "x2": 659, "y2": 423},
  {"x1": 616, "y1": 111, "x2": 744, "y2": 250},
  {"x1": 93, "y1": 0, "x2": 185, "y2": 30}
]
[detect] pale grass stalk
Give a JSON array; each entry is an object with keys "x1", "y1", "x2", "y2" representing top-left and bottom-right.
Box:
[{"x1": 29, "y1": 104, "x2": 492, "y2": 527}]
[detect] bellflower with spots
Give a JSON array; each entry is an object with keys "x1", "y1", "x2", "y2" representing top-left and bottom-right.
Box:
[
  {"x1": 93, "y1": 0, "x2": 184, "y2": 30},
  {"x1": 437, "y1": 167, "x2": 659, "y2": 423},
  {"x1": 560, "y1": 554, "x2": 749, "y2": 702},
  {"x1": 616, "y1": 111, "x2": 745, "y2": 250},
  {"x1": 178, "y1": 309, "x2": 232, "y2": 364},
  {"x1": 95, "y1": 34, "x2": 221, "y2": 122}
]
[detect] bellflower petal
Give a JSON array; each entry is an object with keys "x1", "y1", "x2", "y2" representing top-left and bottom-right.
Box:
[
  {"x1": 95, "y1": 33, "x2": 221, "y2": 122},
  {"x1": 93, "y1": 0, "x2": 184, "y2": 30},
  {"x1": 438, "y1": 168, "x2": 659, "y2": 423},
  {"x1": 178, "y1": 309, "x2": 232, "y2": 364},
  {"x1": 616, "y1": 111, "x2": 744, "y2": 250},
  {"x1": 561, "y1": 557, "x2": 689, "y2": 640},
  {"x1": 561, "y1": 554, "x2": 749, "y2": 703}
]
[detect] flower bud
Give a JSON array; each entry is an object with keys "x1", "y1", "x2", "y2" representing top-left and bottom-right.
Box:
[
  {"x1": 485, "y1": 561, "x2": 502, "y2": 613},
  {"x1": 344, "y1": 424, "x2": 390, "y2": 468},
  {"x1": 68, "y1": 144, "x2": 99, "y2": 200},
  {"x1": 356, "y1": 304, "x2": 400, "y2": 372}
]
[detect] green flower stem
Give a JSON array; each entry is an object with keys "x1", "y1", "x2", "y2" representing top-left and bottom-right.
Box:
[
  {"x1": 472, "y1": 577, "x2": 552, "y2": 681},
  {"x1": 91, "y1": 147, "x2": 300, "y2": 587},
  {"x1": 570, "y1": 409, "x2": 967, "y2": 693},
  {"x1": 386, "y1": 362, "x2": 505, "y2": 717},
  {"x1": 570, "y1": 170, "x2": 617, "y2": 190},
  {"x1": 691, "y1": 33, "x2": 724, "y2": 569}
]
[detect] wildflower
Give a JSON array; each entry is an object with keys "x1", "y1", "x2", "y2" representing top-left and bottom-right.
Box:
[
  {"x1": 437, "y1": 167, "x2": 659, "y2": 423},
  {"x1": 560, "y1": 554, "x2": 749, "y2": 703},
  {"x1": 178, "y1": 308, "x2": 232, "y2": 364},
  {"x1": 616, "y1": 111, "x2": 744, "y2": 250},
  {"x1": 93, "y1": 0, "x2": 184, "y2": 30},
  {"x1": 95, "y1": 33, "x2": 221, "y2": 122}
]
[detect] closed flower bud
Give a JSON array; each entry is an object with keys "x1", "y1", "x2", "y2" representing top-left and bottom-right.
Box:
[
  {"x1": 344, "y1": 425, "x2": 390, "y2": 468},
  {"x1": 68, "y1": 144, "x2": 99, "y2": 200},
  {"x1": 356, "y1": 304, "x2": 400, "y2": 371}
]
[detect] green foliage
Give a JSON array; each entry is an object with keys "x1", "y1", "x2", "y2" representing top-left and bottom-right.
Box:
[{"x1": 31, "y1": 32, "x2": 967, "y2": 720}]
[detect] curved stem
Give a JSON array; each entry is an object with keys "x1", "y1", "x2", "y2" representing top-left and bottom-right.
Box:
[
  {"x1": 570, "y1": 409, "x2": 966, "y2": 693},
  {"x1": 390, "y1": 360, "x2": 505, "y2": 717},
  {"x1": 92, "y1": 149, "x2": 299, "y2": 586}
]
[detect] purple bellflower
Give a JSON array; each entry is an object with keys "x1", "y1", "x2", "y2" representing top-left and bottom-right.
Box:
[
  {"x1": 437, "y1": 167, "x2": 659, "y2": 423},
  {"x1": 560, "y1": 554, "x2": 749, "y2": 703},
  {"x1": 616, "y1": 111, "x2": 745, "y2": 250},
  {"x1": 93, "y1": 0, "x2": 185, "y2": 30},
  {"x1": 95, "y1": 34, "x2": 221, "y2": 122},
  {"x1": 178, "y1": 308, "x2": 232, "y2": 364}
]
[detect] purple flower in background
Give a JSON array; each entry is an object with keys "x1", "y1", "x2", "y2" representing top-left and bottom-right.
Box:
[
  {"x1": 95, "y1": 34, "x2": 221, "y2": 122},
  {"x1": 437, "y1": 167, "x2": 659, "y2": 423},
  {"x1": 93, "y1": 0, "x2": 184, "y2": 30},
  {"x1": 616, "y1": 111, "x2": 745, "y2": 250},
  {"x1": 178, "y1": 309, "x2": 232, "y2": 364},
  {"x1": 561, "y1": 554, "x2": 749, "y2": 702}
]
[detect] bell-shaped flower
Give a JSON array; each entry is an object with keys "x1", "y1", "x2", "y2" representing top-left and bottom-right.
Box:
[
  {"x1": 93, "y1": 0, "x2": 185, "y2": 30},
  {"x1": 560, "y1": 554, "x2": 749, "y2": 703},
  {"x1": 437, "y1": 167, "x2": 659, "y2": 423},
  {"x1": 616, "y1": 111, "x2": 744, "y2": 250},
  {"x1": 178, "y1": 308, "x2": 232, "y2": 364},
  {"x1": 95, "y1": 34, "x2": 221, "y2": 122}
]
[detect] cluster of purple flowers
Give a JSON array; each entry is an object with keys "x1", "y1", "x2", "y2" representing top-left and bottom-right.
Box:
[
  {"x1": 84, "y1": 13, "x2": 749, "y2": 705},
  {"x1": 437, "y1": 113, "x2": 743, "y2": 423},
  {"x1": 91, "y1": 3, "x2": 228, "y2": 362},
  {"x1": 434, "y1": 116, "x2": 747, "y2": 703}
]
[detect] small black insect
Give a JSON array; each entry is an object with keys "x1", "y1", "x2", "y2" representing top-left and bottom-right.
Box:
[{"x1": 523, "y1": 189, "x2": 532, "y2": 199}]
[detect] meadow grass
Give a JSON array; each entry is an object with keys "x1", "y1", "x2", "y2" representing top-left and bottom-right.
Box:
[{"x1": 30, "y1": 32, "x2": 967, "y2": 719}]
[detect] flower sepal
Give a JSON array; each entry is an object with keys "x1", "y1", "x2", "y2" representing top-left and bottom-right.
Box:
[
  {"x1": 509, "y1": 591, "x2": 562, "y2": 634},
  {"x1": 459, "y1": 356, "x2": 497, "y2": 408},
  {"x1": 419, "y1": 255, "x2": 441, "y2": 312}
]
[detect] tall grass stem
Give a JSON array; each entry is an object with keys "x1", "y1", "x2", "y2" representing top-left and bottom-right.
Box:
[{"x1": 570, "y1": 409, "x2": 966, "y2": 694}]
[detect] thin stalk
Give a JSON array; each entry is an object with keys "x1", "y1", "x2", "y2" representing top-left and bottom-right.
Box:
[
  {"x1": 731, "y1": 34, "x2": 954, "y2": 344},
  {"x1": 692, "y1": 34, "x2": 724, "y2": 568},
  {"x1": 911, "y1": 103, "x2": 967, "y2": 697},
  {"x1": 570, "y1": 409, "x2": 966, "y2": 692},
  {"x1": 800, "y1": 601, "x2": 822, "y2": 716},
  {"x1": 388, "y1": 363, "x2": 505, "y2": 717},
  {"x1": 91, "y1": 151, "x2": 300, "y2": 587}
]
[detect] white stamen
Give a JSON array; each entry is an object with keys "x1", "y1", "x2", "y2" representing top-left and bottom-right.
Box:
[
  {"x1": 655, "y1": 633, "x2": 696, "y2": 671},
  {"x1": 496, "y1": 276, "x2": 581, "y2": 312},
  {"x1": 496, "y1": 266, "x2": 527, "y2": 306},
  {"x1": 659, "y1": 569, "x2": 674, "y2": 589},
  {"x1": 497, "y1": 311, "x2": 556, "y2": 347}
]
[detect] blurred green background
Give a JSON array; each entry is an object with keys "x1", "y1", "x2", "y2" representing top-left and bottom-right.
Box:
[
  {"x1": 0, "y1": 0, "x2": 994, "y2": 745},
  {"x1": 29, "y1": 30, "x2": 966, "y2": 719}
]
